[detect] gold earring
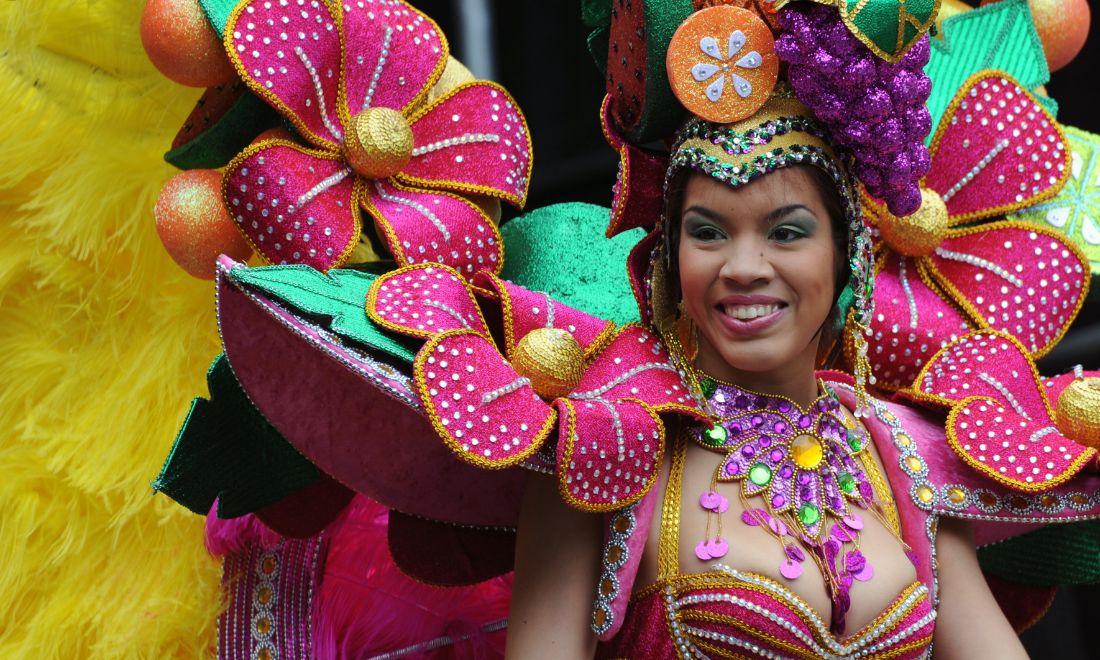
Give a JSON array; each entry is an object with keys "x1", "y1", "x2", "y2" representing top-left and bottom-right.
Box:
[{"x1": 675, "y1": 301, "x2": 699, "y2": 362}]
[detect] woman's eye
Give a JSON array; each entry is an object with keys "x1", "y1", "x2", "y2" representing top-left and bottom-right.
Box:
[
  {"x1": 689, "y1": 225, "x2": 724, "y2": 241},
  {"x1": 770, "y1": 225, "x2": 807, "y2": 243}
]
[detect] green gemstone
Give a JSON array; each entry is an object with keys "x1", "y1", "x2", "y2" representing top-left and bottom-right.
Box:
[
  {"x1": 798, "y1": 503, "x2": 821, "y2": 526},
  {"x1": 847, "y1": 431, "x2": 863, "y2": 452},
  {"x1": 749, "y1": 463, "x2": 772, "y2": 486},
  {"x1": 702, "y1": 424, "x2": 728, "y2": 447},
  {"x1": 700, "y1": 376, "x2": 717, "y2": 400},
  {"x1": 838, "y1": 472, "x2": 856, "y2": 493}
]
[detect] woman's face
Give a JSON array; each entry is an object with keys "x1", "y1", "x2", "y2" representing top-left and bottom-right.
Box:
[{"x1": 677, "y1": 167, "x2": 839, "y2": 382}]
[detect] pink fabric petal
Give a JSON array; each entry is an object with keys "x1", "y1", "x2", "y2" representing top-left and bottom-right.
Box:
[
  {"x1": 927, "y1": 223, "x2": 1088, "y2": 355},
  {"x1": 341, "y1": 0, "x2": 447, "y2": 115},
  {"x1": 914, "y1": 332, "x2": 1049, "y2": 415},
  {"x1": 866, "y1": 252, "x2": 971, "y2": 390},
  {"x1": 399, "y1": 82, "x2": 532, "y2": 207},
  {"x1": 948, "y1": 396, "x2": 1095, "y2": 491},
  {"x1": 926, "y1": 73, "x2": 1069, "y2": 224},
  {"x1": 415, "y1": 330, "x2": 556, "y2": 468},
  {"x1": 572, "y1": 325, "x2": 701, "y2": 416},
  {"x1": 363, "y1": 178, "x2": 504, "y2": 276},
  {"x1": 472, "y1": 273, "x2": 614, "y2": 355},
  {"x1": 555, "y1": 398, "x2": 664, "y2": 511},
  {"x1": 227, "y1": 0, "x2": 345, "y2": 149},
  {"x1": 367, "y1": 263, "x2": 490, "y2": 339},
  {"x1": 225, "y1": 141, "x2": 359, "y2": 270},
  {"x1": 606, "y1": 141, "x2": 669, "y2": 238}
]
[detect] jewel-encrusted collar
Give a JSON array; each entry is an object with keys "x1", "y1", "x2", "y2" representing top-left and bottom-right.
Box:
[{"x1": 689, "y1": 379, "x2": 874, "y2": 541}]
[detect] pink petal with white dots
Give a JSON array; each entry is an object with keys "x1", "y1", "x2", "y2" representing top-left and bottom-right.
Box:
[
  {"x1": 225, "y1": 141, "x2": 359, "y2": 270},
  {"x1": 363, "y1": 178, "x2": 504, "y2": 276},
  {"x1": 415, "y1": 330, "x2": 556, "y2": 468},
  {"x1": 927, "y1": 73, "x2": 1069, "y2": 224},
  {"x1": 866, "y1": 252, "x2": 971, "y2": 390},
  {"x1": 555, "y1": 398, "x2": 664, "y2": 511},
  {"x1": 916, "y1": 332, "x2": 1049, "y2": 415},
  {"x1": 927, "y1": 223, "x2": 1087, "y2": 355},
  {"x1": 948, "y1": 395, "x2": 1095, "y2": 491},
  {"x1": 399, "y1": 82, "x2": 532, "y2": 207},
  {"x1": 473, "y1": 273, "x2": 613, "y2": 355},
  {"x1": 368, "y1": 263, "x2": 489, "y2": 339},
  {"x1": 571, "y1": 325, "x2": 701, "y2": 416},
  {"x1": 341, "y1": 0, "x2": 447, "y2": 115},
  {"x1": 227, "y1": 0, "x2": 345, "y2": 149}
]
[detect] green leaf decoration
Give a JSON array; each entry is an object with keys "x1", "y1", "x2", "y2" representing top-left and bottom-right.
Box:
[
  {"x1": 979, "y1": 519, "x2": 1100, "y2": 585},
  {"x1": 1010, "y1": 125, "x2": 1100, "y2": 297},
  {"x1": 839, "y1": 0, "x2": 940, "y2": 63},
  {"x1": 199, "y1": 0, "x2": 240, "y2": 37},
  {"x1": 925, "y1": 0, "x2": 1053, "y2": 143},
  {"x1": 229, "y1": 264, "x2": 418, "y2": 363},
  {"x1": 164, "y1": 88, "x2": 281, "y2": 170},
  {"x1": 153, "y1": 355, "x2": 321, "y2": 518},
  {"x1": 501, "y1": 202, "x2": 646, "y2": 326}
]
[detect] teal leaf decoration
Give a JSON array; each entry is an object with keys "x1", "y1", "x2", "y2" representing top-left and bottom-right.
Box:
[
  {"x1": 229, "y1": 264, "x2": 417, "y2": 363},
  {"x1": 153, "y1": 355, "x2": 321, "y2": 518},
  {"x1": 199, "y1": 0, "x2": 240, "y2": 37},
  {"x1": 838, "y1": 0, "x2": 939, "y2": 63},
  {"x1": 925, "y1": 0, "x2": 1054, "y2": 144}
]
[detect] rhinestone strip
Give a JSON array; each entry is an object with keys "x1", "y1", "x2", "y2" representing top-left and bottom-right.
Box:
[{"x1": 591, "y1": 506, "x2": 637, "y2": 636}]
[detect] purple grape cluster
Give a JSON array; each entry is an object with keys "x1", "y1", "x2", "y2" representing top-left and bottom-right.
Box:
[{"x1": 774, "y1": 3, "x2": 933, "y2": 216}]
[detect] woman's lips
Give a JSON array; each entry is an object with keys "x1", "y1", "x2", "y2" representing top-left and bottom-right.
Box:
[{"x1": 714, "y1": 302, "x2": 787, "y2": 335}]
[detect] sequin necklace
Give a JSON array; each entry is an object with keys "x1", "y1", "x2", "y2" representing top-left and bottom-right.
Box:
[{"x1": 688, "y1": 376, "x2": 907, "y2": 634}]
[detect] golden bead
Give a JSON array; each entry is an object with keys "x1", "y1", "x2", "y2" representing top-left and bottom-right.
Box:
[
  {"x1": 790, "y1": 435, "x2": 824, "y2": 470},
  {"x1": 1056, "y1": 377, "x2": 1100, "y2": 448},
  {"x1": 510, "y1": 328, "x2": 585, "y2": 399},
  {"x1": 878, "y1": 187, "x2": 949, "y2": 257},
  {"x1": 607, "y1": 545, "x2": 623, "y2": 564},
  {"x1": 916, "y1": 485, "x2": 935, "y2": 504},
  {"x1": 344, "y1": 107, "x2": 413, "y2": 179},
  {"x1": 906, "y1": 456, "x2": 924, "y2": 473},
  {"x1": 946, "y1": 487, "x2": 966, "y2": 505},
  {"x1": 896, "y1": 433, "x2": 912, "y2": 447}
]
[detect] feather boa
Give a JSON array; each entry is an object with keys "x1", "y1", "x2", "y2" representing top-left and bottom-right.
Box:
[{"x1": 0, "y1": 1, "x2": 223, "y2": 655}]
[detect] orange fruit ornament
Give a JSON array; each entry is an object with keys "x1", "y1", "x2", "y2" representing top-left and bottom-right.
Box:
[
  {"x1": 154, "y1": 169, "x2": 252, "y2": 279},
  {"x1": 666, "y1": 6, "x2": 779, "y2": 124}
]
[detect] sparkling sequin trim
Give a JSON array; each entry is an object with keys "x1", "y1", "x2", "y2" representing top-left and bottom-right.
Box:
[{"x1": 591, "y1": 506, "x2": 637, "y2": 636}]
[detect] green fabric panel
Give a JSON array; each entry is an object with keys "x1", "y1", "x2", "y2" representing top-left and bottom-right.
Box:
[
  {"x1": 925, "y1": 0, "x2": 1051, "y2": 144},
  {"x1": 152, "y1": 355, "x2": 321, "y2": 518},
  {"x1": 630, "y1": 0, "x2": 695, "y2": 144},
  {"x1": 199, "y1": 0, "x2": 240, "y2": 37},
  {"x1": 581, "y1": 0, "x2": 611, "y2": 29},
  {"x1": 164, "y1": 91, "x2": 281, "y2": 170},
  {"x1": 1009, "y1": 125, "x2": 1100, "y2": 299},
  {"x1": 587, "y1": 25, "x2": 610, "y2": 76},
  {"x1": 229, "y1": 265, "x2": 418, "y2": 363},
  {"x1": 501, "y1": 202, "x2": 645, "y2": 326},
  {"x1": 978, "y1": 520, "x2": 1100, "y2": 585}
]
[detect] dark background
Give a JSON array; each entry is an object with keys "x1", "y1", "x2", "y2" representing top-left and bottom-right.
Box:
[{"x1": 416, "y1": 0, "x2": 1099, "y2": 655}]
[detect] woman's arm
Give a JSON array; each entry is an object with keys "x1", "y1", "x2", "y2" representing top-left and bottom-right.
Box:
[
  {"x1": 506, "y1": 472, "x2": 602, "y2": 659},
  {"x1": 932, "y1": 517, "x2": 1028, "y2": 659}
]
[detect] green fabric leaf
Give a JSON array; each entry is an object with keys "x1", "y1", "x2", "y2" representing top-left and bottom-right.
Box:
[
  {"x1": 199, "y1": 0, "x2": 240, "y2": 37},
  {"x1": 229, "y1": 264, "x2": 417, "y2": 363},
  {"x1": 1009, "y1": 125, "x2": 1100, "y2": 298},
  {"x1": 979, "y1": 520, "x2": 1100, "y2": 585},
  {"x1": 152, "y1": 355, "x2": 321, "y2": 518},
  {"x1": 501, "y1": 202, "x2": 645, "y2": 326},
  {"x1": 164, "y1": 90, "x2": 281, "y2": 170},
  {"x1": 839, "y1": 0, "x2": 937, "y2": 62},
  {"x1": 581, "y1": 0, "x2": 611, "y2": 28},
  {"x1": 925, "y1": 0, "x2": 1052, "y2": 144}
]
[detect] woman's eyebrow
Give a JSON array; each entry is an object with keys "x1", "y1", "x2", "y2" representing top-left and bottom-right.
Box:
[
  {"x1": 759, "y1": 204, "x2": 814, "y2": 227},
  {"x1": 682, "y1": 205, "x2": 725, "y2": 223}
]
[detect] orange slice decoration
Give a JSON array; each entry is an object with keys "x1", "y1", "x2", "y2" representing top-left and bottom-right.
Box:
[{"x1": 666, "y1": 6, "x2": 779, "y2": 124}]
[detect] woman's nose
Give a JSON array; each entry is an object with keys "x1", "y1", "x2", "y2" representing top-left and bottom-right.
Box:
[{"x1": 718, "y1": 239, "x2": 774, "y2": 285}]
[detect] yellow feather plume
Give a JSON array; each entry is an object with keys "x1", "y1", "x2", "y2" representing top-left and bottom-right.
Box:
[{"x1": 0, "y1": 1, "x2": 224, "y2": 656}]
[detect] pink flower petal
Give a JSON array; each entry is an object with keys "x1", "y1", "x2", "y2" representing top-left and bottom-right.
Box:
[
  {"x1": 227, "y1": 0, "x2": 345, "y2": 148},
  {"x1": 928, "y1": 223, "x2": 1087, "y2": 355},
  {"x1": 400, "y1": 82, "x2": 532, "y2": 207},
  {"x1": 915, "y1": 332, "x2": 1048, "y2": 415},
  {"x1": 555, "y1": 398, "x2": 664, "y2": 511},
  {"x1": 866, "y1": 252, "x2": 970, "y2": 390},
  {"x1": 927, "y1": 73, "x2": 1069, "y2": 224},
  {"x1": 225, "y1": 140, "x2": 359, "y2": 270},
  {"x1": 572, "y1": 325, "x2": 699, "y2": 415},
  {"x1": 368, "y1": 263, "x2": 490, "y2": 339},
  {"x1": 363, "y1": 178, "x2": 504, "y2": 276},
  {"x1": 341, "y1": 0, "x2": 447, "y2": 115},
  {"x1": 472, "y1": 273, "x2": 614, "y2": 355},
  {"x1": 415, "y1": 329, "x2": 555, "y2": 468}
]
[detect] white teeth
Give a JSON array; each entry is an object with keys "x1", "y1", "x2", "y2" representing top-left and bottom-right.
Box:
[{"x1": 723, "y1": 304, "x2": 779, "y2": 320}]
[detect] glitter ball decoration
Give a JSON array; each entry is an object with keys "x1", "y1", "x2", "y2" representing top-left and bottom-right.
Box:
[
  {"x1": 1056, "y1": 378, "x2": 1100, "y2": 448},
  {"x1": 344, "y1": 108, "x2": 414, "y2": 180},
  {"x1": 1025, "y1": 0, "x2": 1091, "y2": 72},
  {"x1": 665, "y1": 5, "x2": 779, "y2": 124},
  {"x1": 511, "y1": 328, "x2": 586, "y2": 400},
  {"x1": 140, "y1": 0, "x2": 236, "y2": 88},
  {"x1": 877, "y1": 187, "x2": 950, "y2": 257},
  {"x1": 154, "y1": 169, "x2": 252, "y2": 279}
]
